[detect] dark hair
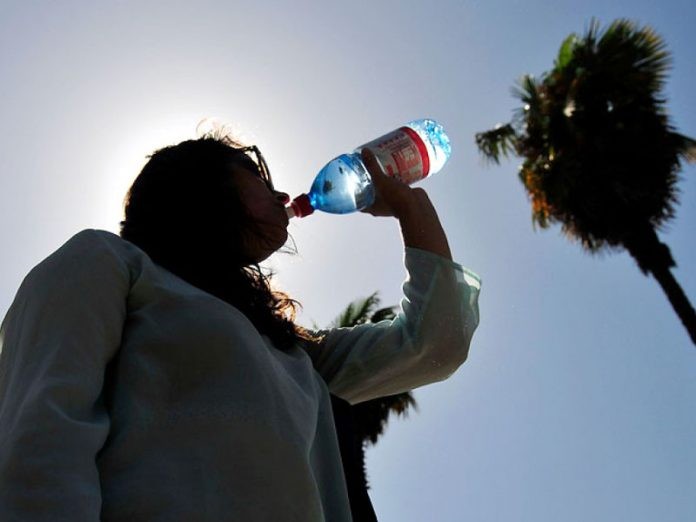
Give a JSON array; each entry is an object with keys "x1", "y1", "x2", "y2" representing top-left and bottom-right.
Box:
[{"x1": 119, "y1": 136, "x2": 316, "y2": 352}]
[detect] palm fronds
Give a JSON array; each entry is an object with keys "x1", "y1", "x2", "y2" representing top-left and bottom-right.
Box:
[
  {"x1": 330, "y1": 292, "x2": 382, "y2": 328},
  {"x1": 475, "y1": 18, "x2": 695, "y2": 250},
  {"x1": 475, "y1": 124, "x2": 518, "y2": 164}
]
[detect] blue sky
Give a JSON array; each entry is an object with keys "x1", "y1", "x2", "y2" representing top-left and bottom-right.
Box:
[{"x1": 1, "y1": 1, "x2": 694, "y2": 520}]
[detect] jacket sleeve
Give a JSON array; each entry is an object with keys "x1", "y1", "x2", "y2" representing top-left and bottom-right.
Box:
[
  {"x1": 0, "y1": 229, "x2": 131, "y2": 521},
  {"x1": 306, "y1": 247, "x2": 481, "y2": 405}
]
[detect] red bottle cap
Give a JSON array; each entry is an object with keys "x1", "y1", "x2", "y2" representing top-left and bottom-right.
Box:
[{"x1": 289, "y1": 193, "x2": 314, "y2": 218}]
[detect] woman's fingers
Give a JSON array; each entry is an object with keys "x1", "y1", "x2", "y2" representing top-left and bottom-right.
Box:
[
  {"x1": 359, "y1": 148, "x2": 418, "y2": 218},
  {"x1": 360, "y1": 148, "x2": 386, "y2": 179}
]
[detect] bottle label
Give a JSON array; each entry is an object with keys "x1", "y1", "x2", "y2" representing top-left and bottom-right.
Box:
[{"x1": 359, "y1": 127, "x2": 430, "y2": 184}]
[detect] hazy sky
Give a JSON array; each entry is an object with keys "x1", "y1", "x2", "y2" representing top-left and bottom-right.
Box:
[{"x1": 1, "y1": 1, "x2": 694, "y2": 520}]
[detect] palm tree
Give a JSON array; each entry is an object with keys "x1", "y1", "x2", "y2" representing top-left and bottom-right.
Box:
[
  {"x1": 326, "y1": 292, "x2": 417, "y2": 520},
  {"x1": 329, "y1": 292, "x2": 418, "y2": 447},
  {"x1": 475, "y1": 19, "x2": 696, "y2": 345}
]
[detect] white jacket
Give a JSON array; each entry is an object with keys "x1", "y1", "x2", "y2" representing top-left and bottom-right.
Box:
[{"x1": 0, "y1": 229, "x2": 480, "y2": 521}]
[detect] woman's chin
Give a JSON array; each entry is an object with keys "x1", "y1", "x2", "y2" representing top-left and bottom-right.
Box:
[{"x1": 246, "y1": 237, "x2": 289, "y2": 264}]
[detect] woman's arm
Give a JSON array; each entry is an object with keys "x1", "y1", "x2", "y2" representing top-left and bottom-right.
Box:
[
  {"x1": 304, "y1": 153, "x2": 481, "y2": 404},
  {"x1": 360, "y1": 148, "x2": 453, "y2": 260},
  {"x1": 309, "y1": 247, "x2": 480, "y2": 404}
]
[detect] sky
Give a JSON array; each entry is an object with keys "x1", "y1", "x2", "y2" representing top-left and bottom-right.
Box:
[{"x1": 0, "y1": 1, "x2": 694, "y2": 520}]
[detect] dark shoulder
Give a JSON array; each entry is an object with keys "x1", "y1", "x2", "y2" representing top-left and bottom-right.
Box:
[
  {"x1": 1, "y1": 230, "x2": 142, "y2": 323},
  {"x1": 23, "y1": 229, "x2": 142, "y2": 289},
  {"x1": 61, "y1": 229, "x2": 145, "y2": 262},
  {"x1": 64, "y1": 228, "x2": 127, "y2": 250}
]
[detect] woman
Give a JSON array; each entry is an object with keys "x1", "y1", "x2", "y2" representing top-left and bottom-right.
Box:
[{"x1": 0, "y1": 130, "x2": 481, "y2": 521}]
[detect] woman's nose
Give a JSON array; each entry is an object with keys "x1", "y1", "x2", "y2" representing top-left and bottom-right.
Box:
[{"x1": 275, "y1": 191, "x2": 290, "y2": 205}]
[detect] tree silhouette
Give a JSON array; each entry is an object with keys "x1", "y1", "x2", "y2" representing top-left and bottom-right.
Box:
[
  {"x1": 329, "y1": 292, "x2": 418, "y2": 447},
  {"x1": 327, "y1": 292, "x2": 417, "y2": 521},
  {"x1": 475, "y1": 19, "x2": 696, "y2": 345}
]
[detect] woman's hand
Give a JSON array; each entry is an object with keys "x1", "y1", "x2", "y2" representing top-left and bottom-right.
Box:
[
  {"x1": 359, "y1": 148, "x2": 423, "y2": 219},
  {"x1": 359, "y1": 148, "x2": 453, "y2": 260}
]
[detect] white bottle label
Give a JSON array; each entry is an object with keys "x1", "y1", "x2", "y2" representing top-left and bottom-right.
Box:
[{"x1": 359, "y1": 127, "x2": 430, "y2": 185}]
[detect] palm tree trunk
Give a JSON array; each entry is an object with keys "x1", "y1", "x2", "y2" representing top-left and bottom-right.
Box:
[
  {"x1": 329, "y1": 394, "x2": 379, "y2": 521},
  {"x1": 649, "y1": 264, "x2": 696, "y2": 345},
  {"x1": 625, "y1": 227, "x2": 696, "y2": 346}
]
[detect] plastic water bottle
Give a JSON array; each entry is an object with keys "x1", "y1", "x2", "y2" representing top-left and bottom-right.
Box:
[{"x1": 287, "y1": 119, "x2": 451, "y2": 218}]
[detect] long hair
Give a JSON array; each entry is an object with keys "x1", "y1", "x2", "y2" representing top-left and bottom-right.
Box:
[{"x1": 119, "y1": 136, "x2": 316, "y2": 352}]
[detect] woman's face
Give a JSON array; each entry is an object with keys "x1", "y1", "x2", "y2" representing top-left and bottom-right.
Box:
[{"x1": 227, "y1": 160, "x2": 290, "y2": 264}]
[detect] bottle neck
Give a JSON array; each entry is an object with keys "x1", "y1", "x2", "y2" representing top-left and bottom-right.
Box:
[{"x1": 287, "y1": 193, "x2": 314, "y2": 218}]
